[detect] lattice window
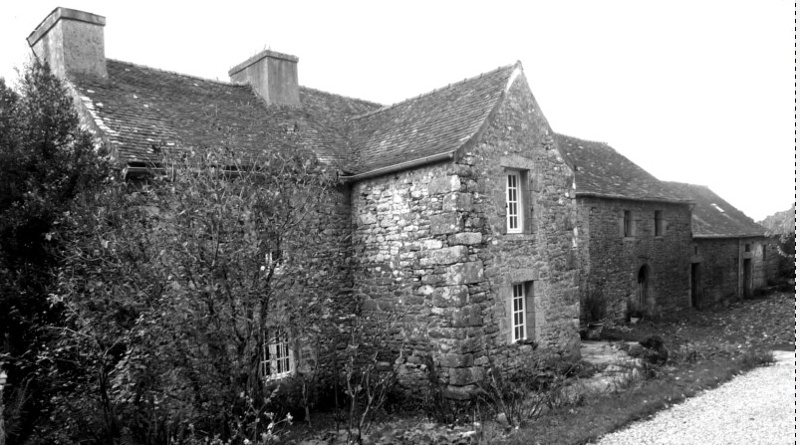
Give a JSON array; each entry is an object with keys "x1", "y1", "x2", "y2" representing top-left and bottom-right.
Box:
[
  {"x1": 261, "y1": 329, "x2": 294, "y2": 381},
  {"x1": 512, "y1": 283, "x2": 527, "y2": 342},
  {"x1": 506, "y1": 172, "x2": 522, "y2": 233}
]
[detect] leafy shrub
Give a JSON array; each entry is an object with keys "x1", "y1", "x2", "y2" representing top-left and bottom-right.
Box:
[
  {"x1": 44, "y1": 144, "x2": 348, "y2": 444},
  {"x1": 476, "y1": 352, "x2": 588, "y2": 428}
]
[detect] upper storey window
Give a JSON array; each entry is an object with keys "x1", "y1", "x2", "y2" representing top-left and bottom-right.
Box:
[
  {"x1": 506, "y1": 171, "x2": 523, "y2": 233},
  {"x1": 654, "y1": 210, "x2": 663, "y2": 236},
  {"x1": 623, "y1": 210, "x2": 635, "y2": 237}
]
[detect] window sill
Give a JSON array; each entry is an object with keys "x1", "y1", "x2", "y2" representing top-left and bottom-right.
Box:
[
  {"x1": 264, "y1": 371, "x2": 294, "y2": 383},
  {"x1": 503, "y1": 233, "x2": 536, "y2": 241}
]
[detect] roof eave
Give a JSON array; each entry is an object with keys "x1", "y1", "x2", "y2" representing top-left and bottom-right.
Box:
[
  {"x1": 693, "y1": 233, "x2": 768, "y2": 239},
  {"x1": 341, "y1": 151, "x2": 455, "y2": 182},
  {"x1": 576, "y1": 191, "x2": 692, "y2": 205}
]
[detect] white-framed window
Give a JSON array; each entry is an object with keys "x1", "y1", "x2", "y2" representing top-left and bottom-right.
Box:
[
  {"x1": 261, "y1": 329, "x2": 294, "y2": 381},
  {"x1": 506, "y1": 171, "x2": 523, "y2": 233},
  {"x1": 512, "y1": 283, "x2": 527, "y2": 342}
]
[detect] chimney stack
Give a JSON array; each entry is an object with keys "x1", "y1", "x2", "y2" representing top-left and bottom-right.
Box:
[
  {"x1": 228, "y1": 50, "x2": 300, "y2": 107},
  {"x1": 27, "y1": 7, "x2": 107, "y2": 79}
]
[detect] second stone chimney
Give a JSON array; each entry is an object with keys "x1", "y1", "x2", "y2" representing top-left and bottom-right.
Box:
[
  {"x1": 228, "y1": 50, "x2": 300, "y2": 107},
  {"x1": 27, "y1": 7, "x2": 107, "y2": 79}
]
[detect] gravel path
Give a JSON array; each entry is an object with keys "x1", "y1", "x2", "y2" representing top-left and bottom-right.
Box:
[{"x1": 593, "y1": 351, "x2": 796, "y2": 445}]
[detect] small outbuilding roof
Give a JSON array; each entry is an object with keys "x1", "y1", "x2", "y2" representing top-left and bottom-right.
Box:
[
  {"x1": 555, "y1": 134, "x2": 688, "y2": 203},
  {"x1": 665, "y1": 182, "x2": 768, "y2": 238}
]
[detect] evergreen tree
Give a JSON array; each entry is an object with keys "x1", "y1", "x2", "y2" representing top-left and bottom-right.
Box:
[{"x1": 0, "y1": 60, "x2": 108, "y2": 443}]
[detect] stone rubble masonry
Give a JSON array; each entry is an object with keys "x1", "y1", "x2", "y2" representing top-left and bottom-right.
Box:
[
  {"x1": 576, "y1": 197, "x2": 693, "y2": 321},
  {"x1": 350, "y1": 72, "x2": 581, "y2": 398},
  {"x1": 691, "y1": 236, "x2": 778, "y2": 308}
]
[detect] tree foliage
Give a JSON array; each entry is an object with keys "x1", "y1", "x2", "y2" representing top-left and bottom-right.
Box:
[
  {"x1": 48, "y1": 147, "x2": 349, "y2": 444},
  {"x1": 0, "y1": 60, "x2": 108, "y2": 443},
  {"x1": 759, "y1": 205, "x2": 795, "y2": 279}
]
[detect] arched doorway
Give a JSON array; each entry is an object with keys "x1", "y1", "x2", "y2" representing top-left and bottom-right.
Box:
[{"x1": 637, "y1": 265, "x2": 650, "y2": 308}]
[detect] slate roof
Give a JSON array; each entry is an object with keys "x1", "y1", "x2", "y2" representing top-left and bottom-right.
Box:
[
  {"x1": 666, "y1": 182, "x2": 768, "y2": 238},
  {"x1": 69, "y1": 60, "x2": 380, "y2": 168},
  {"x1": 347, "y1": 63, "x2": 519, "y2": 175},
  {"x1": 555, "y1": 134, "x2": 688, "y2": 203}
]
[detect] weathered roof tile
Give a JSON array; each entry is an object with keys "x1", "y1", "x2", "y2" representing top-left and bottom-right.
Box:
[
  {"x1": 556, "y1": 134, "x2": 687, "y2": 203},
  {"x1": 347, "y1": 64, "x2": 518, "y2": 174},
  {"x1": 666, "y1": 182, "x2": 767, "y2": 238},
  {"x1": 70, "y1": 60, "x2": 380, "y2": 168}
]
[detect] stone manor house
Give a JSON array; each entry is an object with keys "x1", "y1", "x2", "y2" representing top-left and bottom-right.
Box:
[{"x1": 25, "y1": 7, "x2": 778, "y2": 398}]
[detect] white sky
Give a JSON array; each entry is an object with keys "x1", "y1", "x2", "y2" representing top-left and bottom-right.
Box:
[{"x1": 1, "y1": 1, "x2": 794, "y2": 221}]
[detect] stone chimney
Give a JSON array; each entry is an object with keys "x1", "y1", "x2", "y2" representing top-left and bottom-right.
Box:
[
  {"x1": 27, "y1": 7, "x2": 107, "y2": 79},
  {"x1": 228, "y1": 50, "x2": 300, "y2": 107}
]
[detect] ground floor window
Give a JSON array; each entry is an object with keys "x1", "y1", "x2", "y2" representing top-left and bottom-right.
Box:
[
  {"x1": 261, "y1": 329, "x2": 294, "y2": 381},
  {"x1": 512, "y1": 283, "x2": 527, "y2": 342}
]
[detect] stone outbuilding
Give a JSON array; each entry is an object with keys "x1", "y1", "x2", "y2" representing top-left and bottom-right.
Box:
[
  {"x1": 555, "y1": 135, "x2": 778, "y2": 323},
  {"x1": 556, "y1": 135, "x2": 695, "y2": 321},
  {"x1": 667, "y1": 182, "x2": 778, "y2": 307},
  {"x1": 26, "y1": 7, "x2": 581, "y2": 398}
]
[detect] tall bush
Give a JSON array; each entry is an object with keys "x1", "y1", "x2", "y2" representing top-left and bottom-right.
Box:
[
  {"x1": 49, "y1": 146, "x2": 348, "y2": 444},
  {"x1": 0, "y1": 60, "x2": 108, "y2": 443}
]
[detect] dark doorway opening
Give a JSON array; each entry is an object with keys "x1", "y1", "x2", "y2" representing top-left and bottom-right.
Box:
[
  {"x1": 743, "y1": 258, "x2": 753, "y2": 298},
  {"x1": 691, "y1": 263, "x2": 701, "y2": 307},
  {"x1": 637, "y1": 265, "x2": 649, "y2": 308}
]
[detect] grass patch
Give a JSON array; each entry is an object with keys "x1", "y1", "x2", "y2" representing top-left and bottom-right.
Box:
[{"x1": 503, "y1": 290, "x2": 794, "y2": 445}]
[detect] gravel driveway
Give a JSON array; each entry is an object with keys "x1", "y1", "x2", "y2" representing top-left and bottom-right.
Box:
[{"x1": 593, "y1": 351, "x2": 795, "y2": 445}]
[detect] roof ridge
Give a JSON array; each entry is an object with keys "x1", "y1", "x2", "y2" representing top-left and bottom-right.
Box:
[
  {"x1": 107, "y1": 59, "x2": 239, "y2": 87},
  {"x1": 555, "y1": 132, "x2": 609, "y2": 146},
  {"x1": 350, "y1": 63, "x2": 517, "y2": 121},
  {"x1": 299, "y1": 85, "x2": 383, "y2": 107},
  {"x1": 663, "y1": 180, "x2": 710, "y2": 188}
]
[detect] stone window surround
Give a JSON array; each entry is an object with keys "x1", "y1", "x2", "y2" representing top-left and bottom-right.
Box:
[
  {"x1": 262, "y1": 328, "x2": 295, "y2": 381},
  {"x1": 499, "y1": 154, "x2": 536, "y2": 236},
  {"x1": 505, "y1": 268, "x2": 538, "y2": 344}
]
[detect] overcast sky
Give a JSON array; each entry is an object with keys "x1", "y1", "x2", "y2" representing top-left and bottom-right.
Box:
[{"x1": 1, "y1": 1, "x2": 794, "y2": 221}]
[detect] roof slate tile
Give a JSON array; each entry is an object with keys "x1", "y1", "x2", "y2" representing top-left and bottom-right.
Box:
[
  {"x1": 70, "y1": 60, "x2": 380, "y2": 168},
  {"x1": 665, "y1": 181, "x2": 767, "y2": 238},
  {"x1": 556, "y1": 134, "x2": 687, "y2": 203},
  {"x1": 347, "y1": 64, "x2": 518, "y2": 174}
]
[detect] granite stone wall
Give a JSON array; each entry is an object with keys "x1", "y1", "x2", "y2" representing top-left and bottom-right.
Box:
[
  {"x1": 576, "y1": 197, "x2": 693, "y2": 321},
  {"x1": 690, "y1": 236, "x2": 780, "y2": 308},
  {"x1": 349, "y1": 72, "x2": 580, "y2": 399},
  {"x1": 690, "y1": 239, "x2": 739, "y2": 308}
]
